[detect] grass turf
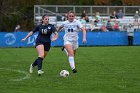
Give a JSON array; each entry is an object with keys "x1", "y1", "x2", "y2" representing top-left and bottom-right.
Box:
[{"x1": 0, "y1": 46, "x2": 140, "y2": 93}]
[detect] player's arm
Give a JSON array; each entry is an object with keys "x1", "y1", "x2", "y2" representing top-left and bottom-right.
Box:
[
  {"x1": 22, "y1": 25, "x2": 39, "y2": 42},
  {"x1": 22, "y1": 31, "x2": 33, "y2": 42},
  {"x1": 52, "y1": 31, "x2": 58, "y2": 42},
  {"x1": 57, "y1": 26, "x2": 63, "y2": 32},
  {"x1": 57, "y1": 21, "x2": 64, "y2": 32},
  {"x1": 78, "y1": 20, "x2": 87, "y2": 43},
  {"x1": 81, "y1": 27, "x2": 87, "y2": 43}
]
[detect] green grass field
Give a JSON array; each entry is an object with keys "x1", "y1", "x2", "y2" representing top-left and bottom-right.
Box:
[{"x1": 0, "y1": 46, "x2": 140, "y2": 93}]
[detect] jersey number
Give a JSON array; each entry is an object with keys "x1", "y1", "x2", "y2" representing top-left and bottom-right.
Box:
[
  {"x1": 41, "y1": 29, "x2": 48, "y2": 34},
  {"x1": 68, "y1": 29, "x2": 73, "y2": 32}
]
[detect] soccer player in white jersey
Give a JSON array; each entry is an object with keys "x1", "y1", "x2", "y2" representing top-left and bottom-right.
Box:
[{"x1": 57, "y1": 11, "x2": 87, "y2": 73}]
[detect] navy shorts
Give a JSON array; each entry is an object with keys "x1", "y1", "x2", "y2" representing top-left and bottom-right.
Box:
[{"x1": 35, "y1": 40, "x2": 51, "y2": 51}]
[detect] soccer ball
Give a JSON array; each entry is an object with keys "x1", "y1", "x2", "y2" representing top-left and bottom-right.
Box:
[{"x1": 60, "y1": 70, "x2": 69, "y2": 77}]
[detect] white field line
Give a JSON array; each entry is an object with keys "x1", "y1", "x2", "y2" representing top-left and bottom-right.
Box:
[{"x1": 0, "y1": 68, "x2": 30, "y2": 81}]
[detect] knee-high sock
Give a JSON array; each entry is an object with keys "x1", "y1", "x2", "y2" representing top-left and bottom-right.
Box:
[
  {"x1": 68, "y1": 56, "x2": 75, "y2": 70},
  {"x1": 32, "y1": 59, "x2": 38, "y2": 67},
  {"x1": 35, "y1": 57, "x2": 43, "y2": 70}
]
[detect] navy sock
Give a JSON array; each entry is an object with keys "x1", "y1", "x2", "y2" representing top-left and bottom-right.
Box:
[
  {"x1": 32, "y1": 59, "x2": 38, "y2": 67},
  {"x1": 37, "y1": 57, "x2": 43, "y2": 70}
]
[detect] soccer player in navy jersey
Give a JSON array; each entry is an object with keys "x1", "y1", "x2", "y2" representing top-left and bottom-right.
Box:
[
  {"x1": 22, "y1": 14, "x2": 58, "y2": 76},
  {"x1": 57, "y1": 11, "x2": 86, "y2": 73}
]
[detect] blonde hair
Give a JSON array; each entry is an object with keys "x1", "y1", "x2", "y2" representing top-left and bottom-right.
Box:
[{"x1": 68, "y1": 10, "x2": 76, "y2": 16}]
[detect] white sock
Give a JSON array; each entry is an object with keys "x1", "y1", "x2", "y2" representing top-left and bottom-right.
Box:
[
  {"x1": 64, "y1": 48, "x2": 68, "y2": 56},
  {"x1": 68, "y1": 56, "x2": 75, "y2": 70}
]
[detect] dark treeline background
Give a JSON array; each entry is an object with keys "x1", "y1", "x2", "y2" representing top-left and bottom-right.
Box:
[{"x1": 0, "y1": 0, "x2": 140, "y2": 31}]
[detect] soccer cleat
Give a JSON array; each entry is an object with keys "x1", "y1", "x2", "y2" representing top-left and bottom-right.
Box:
[
  {"x1": 72, "y1": 69, "x2": 77, "y2": 73},
  {"x1": 38, "y1": 70, "x2": 44, "y2": 76},
  {"x1": 61, "y1": 46, "x2": 64, "y2": 51},
  {"x1": 29, "y1": 64, "x2": 33, "y2": 73}
]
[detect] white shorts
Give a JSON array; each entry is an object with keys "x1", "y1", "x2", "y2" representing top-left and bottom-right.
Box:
[{"x1": 64, "y1": 40, "x2": 78, "y2": 50}]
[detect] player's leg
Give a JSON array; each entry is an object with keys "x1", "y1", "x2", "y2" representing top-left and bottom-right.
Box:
[
  {"x1": 37, "y1": 42, "x2": 51, "y2": 75},
  {"x1": 64, "y1": 44, "x2": 77, "y2": 73},
  {"x1": 72, "y1": 41, "x2": 78, "y2": 73},
  {"x1": 63, "y1": 46, "x2": 76, "y2": 56},
  {"x1": 35, "y1": 45, "x2": 45, "y2": 75},
  {"x1": 37, "y1": 45, "x2": 45, "y2": 75},
  {"x1": 65, "y1": 44, "x2": 74, "y2": 56},
  {"x1": 29, "y1": 45, "x2": 44, "y2": 74},
  {"x1": 37, "y1": 51, "x2": 48, "y2": 75}
]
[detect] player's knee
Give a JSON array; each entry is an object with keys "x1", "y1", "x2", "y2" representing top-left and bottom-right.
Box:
[
  {"x1": 68, "y1": 52, "x2": 74, "y2": 56},
  {"x1": 67, "y1": 49, "x2": 74, "y2": 56},
  {"x1": 68, "y1": 54, "x2": 74, "y2": 56},
  {"x1": 39, "y1": 54, "x2": 45, "y2": 58}
]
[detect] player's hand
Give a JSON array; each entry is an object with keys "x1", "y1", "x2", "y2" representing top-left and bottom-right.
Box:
[
  {"x1": 82, "y1": 38, "x2": 87, "y2": 44},
  {"x1": 52, "y1": 37, "x2": 57, "y2": 42},
  {"x1": 22, "y1": 38, "x2": 26, "y2": 42},
  {"x1": 52, "y1": 32, "x2": 58, "y2": 42}
]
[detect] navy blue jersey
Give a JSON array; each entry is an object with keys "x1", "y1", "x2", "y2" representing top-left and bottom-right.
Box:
[{"x1": 33, "y1": 24, "x2": 56, "y2": 43}]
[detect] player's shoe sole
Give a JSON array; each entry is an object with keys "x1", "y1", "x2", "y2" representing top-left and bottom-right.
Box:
[{"x1": 29, "y1": 64, "x2": 33, "y2": 73}]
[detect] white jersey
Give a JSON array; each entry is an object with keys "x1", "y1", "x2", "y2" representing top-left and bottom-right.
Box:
[{"x1": 61, "y1": 19, "x2": 83, "y2": 41}]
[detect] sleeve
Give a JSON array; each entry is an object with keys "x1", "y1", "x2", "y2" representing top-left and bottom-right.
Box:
[
  {"x1": 32, "y1": 25, "x2": 40, "y2": 33},
  {"x1": 77, "y1": 20, "x2": 83, "y2": 29},
  {"x1": 51, "y1": 25, "x2": 57, "y2": 33}
]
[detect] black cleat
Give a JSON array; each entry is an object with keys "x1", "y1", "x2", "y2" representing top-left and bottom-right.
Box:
[
  {"x1": 38, "y1": 74, "x2": 41, "y2": 76},
  {"x1": 72, "y1": 69, "x2": 77, "y2": 73},
  {"x1": 61, "y1": 46, "x2": 65, "y2": 51}
]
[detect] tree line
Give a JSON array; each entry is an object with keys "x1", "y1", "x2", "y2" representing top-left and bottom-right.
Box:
[{"x1": 0, "y1": 0, "x2": 140, "y2": 31}]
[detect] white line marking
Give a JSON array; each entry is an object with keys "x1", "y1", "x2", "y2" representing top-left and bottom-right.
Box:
[{"x1": 0, "y1": 68, "x2": 30, "y2": 81}]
